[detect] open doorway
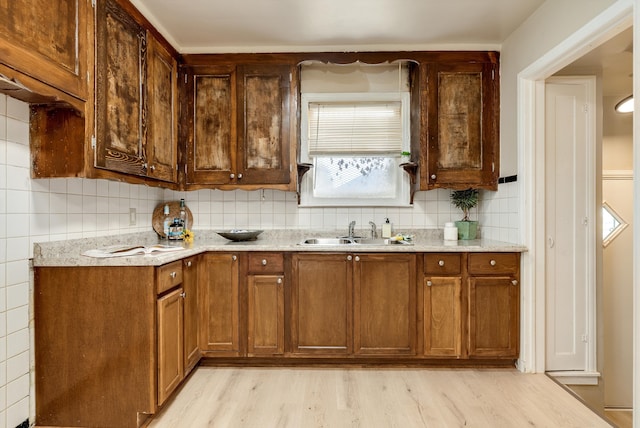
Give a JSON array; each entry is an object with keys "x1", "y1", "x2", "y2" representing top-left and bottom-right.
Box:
[{"x1": 551, "y1": 28, "x2": 633, "y2": 424}]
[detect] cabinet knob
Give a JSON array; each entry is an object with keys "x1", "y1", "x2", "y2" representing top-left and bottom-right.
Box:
[
  {"x1": 355, "y1": 256, "x2": 360, "y2": 262},
  {"x1": 512, "y1": 279, "x2": 518, "y2": 286},
  {"x1": 262, "y1": 259, "x2": 267, "y2": 266},
  {"x1": 490, "y1": 260, "x2": 497, "y2": 266},
  {"x1": 431, "y1": 174, "x2": 436, "y2": 180},
  {"x1": 427, "y1": 280, "x2": 432, "y2": 287},
  {"x1": 150, "y1": 165, "x2": 155, "y2": 171},
  {"x1": 277, "y1": 277, "x2": 283, "y2": 284},
  {"x1": 180, "y1": 291, "x2": 186, "y2": 298},
  {"x1": 230, "y1": 173, "x2": 235, "y2": 179},
  {"x1": 438, "y1": 260, "x2": 445, "y2": 266},
  {"x1": 232, "y1": 255, "x2": 237, "y2": 261},
  {"x1": 347, "y1": 255, "x2": 352, "y2": 261},
  {"x1": 142, "y1": 162, "x2": 148, "y2": 170},
  {"x1": 238, "y1": 173, "x2": 243, "y2": 179},
  {"x1": 170, "y1": 271, "x2": 177, "y2": 278}
]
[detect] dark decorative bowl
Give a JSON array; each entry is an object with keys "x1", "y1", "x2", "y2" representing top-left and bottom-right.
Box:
[{"x1": 216, "y1": 229, "x2": 263, "y2": 241}]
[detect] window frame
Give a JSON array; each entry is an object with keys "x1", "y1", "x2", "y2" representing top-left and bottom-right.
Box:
[{"x1": 299, "y1": 92, "x2": 411, "y2": 207}]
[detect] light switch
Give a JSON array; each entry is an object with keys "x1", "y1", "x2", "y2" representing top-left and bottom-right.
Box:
[{"x1": 129, "y1": 208, "x2": 136, "y2": 226}]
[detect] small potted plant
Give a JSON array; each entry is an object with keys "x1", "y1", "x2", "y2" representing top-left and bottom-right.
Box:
[{"x1": 450, "y1": 188, "x2": 479, "y2": 240}]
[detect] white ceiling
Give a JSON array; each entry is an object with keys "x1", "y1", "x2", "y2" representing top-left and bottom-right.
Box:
[
  {"x1": 128, "y1": 0, "x2": 631, "y2": 99},
  {"x1": 561, "y1": 27, "x2": 633, "y2": 98},
  {"x1": 129, "y1": 0, "x2": 545, "y2": 53}
]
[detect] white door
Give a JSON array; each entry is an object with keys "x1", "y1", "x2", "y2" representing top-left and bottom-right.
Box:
[{"x1": 545, "y1": 77, "x2": 596, "y2": 372}]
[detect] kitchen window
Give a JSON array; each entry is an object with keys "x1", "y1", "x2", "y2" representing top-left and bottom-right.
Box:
[{"x1": 299, "y1": 92, "x2": 411, "y2": 206}]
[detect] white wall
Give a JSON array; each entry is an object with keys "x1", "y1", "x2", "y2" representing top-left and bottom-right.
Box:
[{"x1": 500, "y1": 0, "x2": 617, "y2": 176}]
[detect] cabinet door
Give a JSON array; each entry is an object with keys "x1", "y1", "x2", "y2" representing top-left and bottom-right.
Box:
[
  {"x1": 185, "y1": 66, "x2": 237, "y2": 184},
  {"x1": 291, "y1": 254, "x2": 352, "y2": 355},
  {"x1": 468, "y1": 276, "x2": 519, "y2": 358},
  {"x1": 424, "y1": 277, "x2": 462, "y2": 357},
  {"x1": 199, "y1": 253, "x2": 241, "y2": 355},
  {"x1": 157, "y1": 287, "x2": 184, "y2": 405},
  {"x1": 353, "y1": 254, "x2": 417, "y2": 355},
  {"x1": 247, "y1": 275, "x2": 284, "y2": 356},
  {"x1": 183, "y1": 257, "x2": 200, "y2": 373},
  {"x1": 146, "y1": 33, "x2": 178, "y2": 183},
  {"x1": 237, "y1": 64, "x2": 292, "y2": 185},
  {"x1": 425, "y1": 62, "x2": 499, "y2": 190},
  {"x1": 96, "y1": 0, "x2": 146, "y2": 176},
  {"x1": 0, "y1": 0, "x2": 89, "y2": 99}
]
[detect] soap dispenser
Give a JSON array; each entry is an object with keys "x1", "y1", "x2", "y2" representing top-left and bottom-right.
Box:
[{"x1": 382, "y1": 218, "x2": 392, "y2": 238}]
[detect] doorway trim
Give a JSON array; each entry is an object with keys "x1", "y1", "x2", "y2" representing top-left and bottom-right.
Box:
[{"x1": 517, "y1": 0, "x2": 632, "y2": 377}]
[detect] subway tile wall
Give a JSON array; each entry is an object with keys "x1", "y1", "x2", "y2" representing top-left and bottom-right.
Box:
[
  {"x1": 164, "y1": 185, "x2": 519, "y2": 241},
  {"x1": 0, "y1": 94, "x2": 518, "y2": 427}
]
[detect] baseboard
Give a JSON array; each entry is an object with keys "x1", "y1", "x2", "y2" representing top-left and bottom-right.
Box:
[{"x1": 547, "y1": 370, "x2": 601, "y2": 385}]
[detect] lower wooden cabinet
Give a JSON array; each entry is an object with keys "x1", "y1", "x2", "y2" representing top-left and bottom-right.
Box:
[
  {"x1": 291, "y1": 253, "x2": 417, "y2": 357},
  {"x1": 199, "y1": 252, "x2": 241, "y2": 356},
  {"x1": 157, "y1": 287, "x2": 184, "y2": 405},
  {"x1": 353, "y1": 254, "x2": 416, "y2": 355},
  {"x1": 32, "y1": 250, "x2": 521, "y2": 427},
  {"x1": 467, "y1": 253, "x2": 520, "y2": 358},
  {"x1": 424, "y1": 276, "x2": 462, "y2": 357},
  {"x1": 157, "y1": 256, "x2": 200, "y2": 405},
  {"x1": 247, "y1": 274, "x2": 285, "y2": 355},
  {"x1": 468, "y1": 276, "x2": 519, "y2": 358},
  {"x1": 183, "y1": 257, "x2": 200, "y2": 372},
  {"x1": 291, "y1": 253, "x2": 352, "y2": 356},
  {"x1": 247, "y1": 253, "x2": 285, "y2": 356}
]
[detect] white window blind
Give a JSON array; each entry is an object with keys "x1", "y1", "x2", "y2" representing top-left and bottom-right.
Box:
[{"x1": 307, "y1": 101, "x2": 403, "y2": 155}]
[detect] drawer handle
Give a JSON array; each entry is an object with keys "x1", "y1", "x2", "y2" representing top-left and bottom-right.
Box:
[
  {"x1": 230, "y1": 173, "x2": 235, "y2": 179},
  {"x1": 430, "y1": 174, "x2": 436, "y2": 180},
  {"x1": 426, "y1": 280, "x2": 432, "y2": 287},
  {"x1": 186, "y1": 261, "x2": 192, "y2": 267},
  {"x1": 490, "y1": 260, "x2": 497, "y2": 266},
  {"x1": 355, "y1": 256, "x2": 360, "y2": 262},
  {"x1": 512, "y1": 280, "x2": 518, "y2": 286},
  {"x1": 438, "y1": 260, "x2": 445, "y2": 266},
  {"x1": 238, "y1": 173, "x2": 243, "y2": 179},
  {"x1": 232, "y1": 255, "x2": 237, "y2": 261},
  {"x1": 277, "y1": 278, "x2": 283, "y2": 284},
  {"x1": 347, "y1": 255, "x2": 352, "y2": 261},
  {"x1": 262, "y1": 259, "x2": 267, "y2": 266},
  {"x1": 180, "y1": 291, "x2": 186, "y2": 298},
  {"x1": 170, "y1": 271, "x2": 177, "y2": 278}
]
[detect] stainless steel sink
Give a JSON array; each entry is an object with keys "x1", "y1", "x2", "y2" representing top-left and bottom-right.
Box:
[
  {"x1": 300, "y1": 237, "x2": 357, "y2": 245},
  {"x1": 354, "y1": 238, "x2": 412, "y2": 246},
  {"x1": 298, "y1": 237, "x2": 412, "y2": 246}
]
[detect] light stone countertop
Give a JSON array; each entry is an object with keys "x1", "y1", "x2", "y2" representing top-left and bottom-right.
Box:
[{"x1": 32, "y1": 229, "x2": 528, "y2": 267}]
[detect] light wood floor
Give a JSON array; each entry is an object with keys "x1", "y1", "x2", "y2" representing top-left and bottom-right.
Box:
[
  {"x1": 149, "y1": 367, "x2": 612, "y2": 427},
  {"x1": 605, "y1": 409, "x2": 632, "y2": 428}
]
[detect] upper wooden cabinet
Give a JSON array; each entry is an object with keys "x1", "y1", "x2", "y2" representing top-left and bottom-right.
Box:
[
  {"x1": 422, "y1": 61, "x2": 499, "y2": 190},
  {"x1": 183, "y1": 63, "x2": 295, "y2": 189},
  {"x1": 0, "y1": 0, "x2": 90, "y2": 100},
  {"x1": 95, "y1": 0, "x2": 178, "y2": 182}
]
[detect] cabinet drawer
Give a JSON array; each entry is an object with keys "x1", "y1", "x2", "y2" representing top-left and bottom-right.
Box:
[
  {"x1": 468, "y1": 253, "x2": 519, "y2": 275},
  {"x1": 157, "y1": 261, "x2": 183, "y2": 294},
  {"x1": 248, "y1": 253, "x2": 284, "y2": 274},
  {"x1": 424, "y1": 253, "x2": 461, "y2": 275}
]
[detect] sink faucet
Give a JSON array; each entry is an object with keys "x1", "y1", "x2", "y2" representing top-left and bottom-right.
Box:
[
  {"x1": 348, "y1": 221, "x2": 356, "y2": 238},
  {"x1": 369, "y1": 221, "x2": 378, "y2": 238}
]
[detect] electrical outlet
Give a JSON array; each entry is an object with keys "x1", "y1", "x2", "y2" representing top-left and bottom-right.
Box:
[{"x1": 129, "y1": 208, "x2": 136, "y2": 226}]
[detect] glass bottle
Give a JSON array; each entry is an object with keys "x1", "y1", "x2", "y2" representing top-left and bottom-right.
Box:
[{"x1": 162, "y1": 204, "x2": 171, "y2": 238}]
